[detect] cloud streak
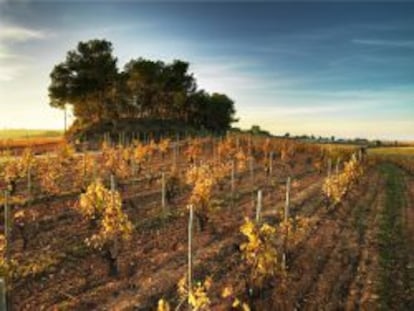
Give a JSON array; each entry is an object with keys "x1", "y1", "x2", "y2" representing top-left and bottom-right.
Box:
[
  {"x1": 0, "y1": 25, "x2": 48, "y2": 42},
  {"x1": 352, "y1": 38, "x2": 414, "y2": 48},
  {"x1": 0, "y1": 67, "x2": 17, "y2": 81},
  {"x1": 0, "y1": 22, "x2": 51, "y2": 82}
]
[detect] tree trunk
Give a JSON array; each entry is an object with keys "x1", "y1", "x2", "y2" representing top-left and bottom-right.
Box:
[
  {"x1": 103, "y1": 240, "x2": 119, "y2": 277},
  {"x1": 195, "y1": 212, "x2": 208, "y2": 232}
]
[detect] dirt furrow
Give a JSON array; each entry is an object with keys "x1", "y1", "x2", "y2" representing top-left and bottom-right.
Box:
[{"x1": 281, "y1": 168, "x2": 381, "y2": 309}]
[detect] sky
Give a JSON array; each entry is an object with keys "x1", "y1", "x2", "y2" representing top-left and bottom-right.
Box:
[{"x1": 0, "y1": 1, "x2": 413, "y2": 140}]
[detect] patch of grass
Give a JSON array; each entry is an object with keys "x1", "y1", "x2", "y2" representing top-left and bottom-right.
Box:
[
  {"x1": 352, "y1": 202, "x2": 366, "y2": 244},
  {"x1": 317, "y1": 143, "x2": 360, "y2": 150},
  {"x1": 377, "y1": 164, "x2": 413, "y2": 310},
  {"x1": 369, "y1": 147, "x2": 414, "y2": 157}
]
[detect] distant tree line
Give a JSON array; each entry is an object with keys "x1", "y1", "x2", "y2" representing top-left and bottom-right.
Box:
[{"x1": 48, "y1": 39, "x2": 237, "y2": 134}]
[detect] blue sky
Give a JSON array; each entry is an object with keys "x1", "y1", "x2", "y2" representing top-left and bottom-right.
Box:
[{"x1": 0, "y1": 1, "x2": 413, "y2": 140}]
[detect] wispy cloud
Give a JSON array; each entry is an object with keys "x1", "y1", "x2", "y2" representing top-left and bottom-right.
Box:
[
  {"x1": 192, "y1": 62, "x2": 260, "y2": 96},
  {"x1": 261, "y1": 87, "x2": 414, "y2": 110},
  {"x1": 0, "y1": 64, "x2": 25, "y2": 82},
  {"x1": 0, "y1": 51, "x2": 24, "y2": 82},
  {"x1": 0, "y1": 25, "x2": 48, "y2": 42},
  {"x1": 0, "y1": 50, "x2": 18, "y2": 59},
  {"x1": 0, "y1": 23, "x2": 51, "y2": 82},
  {"x1": 352, "y1": 39, "x2": 414, "y2": 48},
  {"x1": 191, "y1": 57, "x2": 299, "y2": 97},
  {"x1": 257, "y1": 104, "x2": 351, "y2": 116}
]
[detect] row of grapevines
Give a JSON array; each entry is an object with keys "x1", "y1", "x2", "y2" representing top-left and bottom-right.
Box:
[{"x1": 322, "y1": 154, "x2": 364, "y2": 204}]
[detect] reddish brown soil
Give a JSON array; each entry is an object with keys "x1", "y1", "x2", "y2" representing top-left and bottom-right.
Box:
[{"x1": 6, "y1": 151, "x2": 414, "y2": 310}]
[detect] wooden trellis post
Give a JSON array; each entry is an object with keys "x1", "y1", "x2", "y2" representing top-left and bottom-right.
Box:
[
  {"x1": 256, "y1": 190, "x2": 262, "y2": 224},
  {"x1": 93, "y1": 160, "x2": 98, "y2": 180},
  {"x1": 173, "y1": 142, "x2": 178, "y2": 169},
  {"x1": 285, "y1": 177, "x2": 291, "y2": 222},
  {"x1": 27, "y1": 165, "x2": 32, "y2": 201},
  {"x1": 4, "y1": 191, "x2": 11, "y2": 260},
  {"x1": 161, "y1": 172, "x2": 166, "y2": 214},
  {"x1": 3, "y1": 190, "x2": 11, "y2": 311},
  {"x1": 82, "y1": 151, "x2": 87, "y2": 188},
  {"x1": 131, "y1": 158, "x2": 137, "y2": 177},
  {"x1": 269, "y1": 151, "x2": 274, "y2": 177},
  {"x1": 176, "y1": 133, "x2": 180, "y2": 156},
  {"x1": 188, "y1": 204, "x2": 194, "y2": 311},
  {"x1": 250, "y1": 156, "x2": 255, "y2": 207},
  {"x1": 248, "y1": 135, "x2": 252, "y2": 156},
  {"x1": 231, "y1": 160, "x2": 235, "y2": 200},
  {"x1": 335, "y1": 158, "x2": 341, "y2": 175},
  {"x1": 327, "y1": 158, "x2": 332, "y2": 177},
  {"x1": 212, "y1": 140, "x2": 217, "y2": 164},
  {"x1": 0, "y1": 278, "x2": 6, "y2": 311},
  {"x1": 283, "y1": 177, "x2": 291, "y2": 270},
  {"x1": 110, "y1": 174, "x2": 116, "y2": 193}
]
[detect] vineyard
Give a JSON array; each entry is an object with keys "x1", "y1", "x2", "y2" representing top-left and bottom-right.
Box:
[{"x1": 0, "y1": 134, "x2": 413, "y2": 310}]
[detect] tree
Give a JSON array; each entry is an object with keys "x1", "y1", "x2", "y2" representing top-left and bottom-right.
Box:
[
  {"x1": 162, "y1": 60, "x2": 197, "y2": 120},
  {"x1": 207, "y1": 93, "x2": 236, "y2": 133},
  {"x1": 124, "y1": 58, "x2": 165, "y2": 118},
  {"x1": 123, "y1": 58, "x2": 197, "y2": 120},
  {"x1": 49, "y1": 39, "x2": 238, "y2": 136},
  {"x1": 186, "y1": 90, "x2": 210, "y2": 129},
  {"x1": 49, "y1": 39, "x2": 120, "y2": 124},
  {"x1": 249, "y1": 125, "x2": 271, "y2": 136},
  {"x1": 187, "y1": 91, "x2": 236, "y2": 134}
]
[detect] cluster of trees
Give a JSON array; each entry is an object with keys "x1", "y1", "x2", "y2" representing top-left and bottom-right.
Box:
[
  {"x1": 230, "y1": 125, "x2": 272, "y2": 137},
  {"x1": 49, "y1": 39, "x2": 236, "y2": 134}
]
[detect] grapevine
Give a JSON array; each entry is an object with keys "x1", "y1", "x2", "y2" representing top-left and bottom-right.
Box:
[
  {"x1": 101, "y1": 142, "x2": 131, "y2": 180},
  {"x1": 178, "y1": 275, "x2": 212, "y2": 311},
  {"x1": 158, "y1": 138, "x2": 171, "y2": 159},
  {"x1": 322, "y1": 154, "x2": 364, "y2": 204},
  {"x1": 185, "y1": 138, "x2": 203, "y2": 164},
  {"x1": 240, "y1": 218, "x2": 279, "y2": 288},
  {"x1": 78, "y1": 179, "x2": 133, "y2": 276}
]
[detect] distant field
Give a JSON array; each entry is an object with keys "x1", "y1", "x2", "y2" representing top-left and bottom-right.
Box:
[
  {"x1": 0, "y1": 129, "x2": 62, "y2": 139},
  {"x1": 318, "y1": 143, "x2": 359, "y2": 150},
  {"x1": 0, "y1": 129, "x2": 63, "y2": 153},
  {"x1": 368, "y1": 146, "x2": 414, "y2": 157}
]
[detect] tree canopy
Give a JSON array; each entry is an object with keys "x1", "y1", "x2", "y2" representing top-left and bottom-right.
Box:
[
  {"x1": 49, "y1": 39, "x2": 237, "y2": 134},
  {"x1": 49, "y1": 40, "x2": 120, "y2": 123}
]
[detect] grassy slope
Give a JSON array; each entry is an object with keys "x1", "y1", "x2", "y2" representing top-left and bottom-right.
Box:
[
  {"x1": 369, "y1": 147, "x2": 414, "y2": 157},
  {"x1": 377, "y1": 163, "x2": 414, "y2": 310}
]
